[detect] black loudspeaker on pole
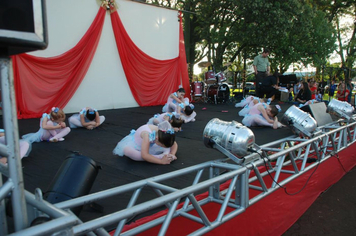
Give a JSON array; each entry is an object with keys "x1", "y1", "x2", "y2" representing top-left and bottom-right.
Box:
[
  {"x1": 43, "y1": 154, "x2": 101, "y2": 216},
  {"x1": 0, "y1": 0, "x2": 48, "y2": 56}
]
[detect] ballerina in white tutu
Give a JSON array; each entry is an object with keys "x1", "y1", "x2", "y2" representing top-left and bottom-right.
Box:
[
  {"x1": 68, "y1": 107, "x2": 105, "y2": 130},
  {"x1": 113, "y1": 121, "x2": 178, "y2": 165},
  {"x1": 236, "y1": 96, "x2": 270, "y2": 117},
  {"x1": 242, "y1": 103, "x2": 284, "y2": 129},
  {"x1": 147, "y1": 112, "x2": 184, "y2": 132}
]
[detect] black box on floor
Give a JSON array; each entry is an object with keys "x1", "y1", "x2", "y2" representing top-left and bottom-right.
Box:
[
  {"x1": 280, "y1": 92, "x2": 289, "y2": 102},
  {"x1": 233, "y1": 92, "x2": 244, "y2": 100}
]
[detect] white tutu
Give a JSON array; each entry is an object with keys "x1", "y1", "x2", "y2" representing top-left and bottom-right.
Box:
[
  {"x1": 235, "y1": 98, "x2": 249, "y2": 108},
  {"x1": 113, "y1": 130, "x2": 136, "y2": 156},
  {"x1": 242, "y1": 114, "x2": 272, "y2": 127},
  {"x1": 180, "y1": 111, "x2": 196, "y2": 123},
  {"x1": 238, "y1": 106, "x2": 251, "y2": 117}
]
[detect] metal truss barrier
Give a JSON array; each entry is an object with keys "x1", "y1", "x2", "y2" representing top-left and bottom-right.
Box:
[{"x1": 1, "y1": 57, "x2": 356, "y2": 235}]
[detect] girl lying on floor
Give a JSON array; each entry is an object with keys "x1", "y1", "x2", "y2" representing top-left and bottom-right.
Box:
[
  {"x1": 242, "y1": 103, "x2": 284, "y2": 129},
  {"x1": 236, "y1": 96, "x2": 271, "y2": 117},
  {"x1": 176, "y1": 99, "x2": 196, "y2": 123},
  {"x1": 0, "y1": 130, "x2": 31, "y2": 165},
  {"x1": 113, "y1": 121, "x2": 178, "y2": 165},
  {"x1": 147, "y1": 112, "x2": 184, "y2": 132}
]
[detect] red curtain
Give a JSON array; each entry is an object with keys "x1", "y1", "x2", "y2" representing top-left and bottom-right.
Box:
[
  {"x1": 12, "y1": 6, "x2": 190, "y2": 118},
  {"x1": 178, "y1": 12, "x2": 191, "y2": 101},
  {"x1": 110, "y1": 10, "x2": 190, "y2": 106},
  {"x1": 12, "y1": 7, "x2": 106, "y2": 119}
]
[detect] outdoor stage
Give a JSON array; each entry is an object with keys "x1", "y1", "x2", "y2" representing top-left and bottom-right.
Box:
[
  {"x1": 2, "y1": 0, "x2": 355, "y2": 234},
  {"x1": 5, "y1": 100, "x2": 356, "y2": 235}
]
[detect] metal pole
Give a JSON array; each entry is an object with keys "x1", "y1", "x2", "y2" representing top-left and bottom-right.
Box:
[
  {"x1": 0, "y1": 57, "x2": 28, "y2": 230},
  {"x1": 0, "y1": 174, "x2": 8, "y2": 235}
]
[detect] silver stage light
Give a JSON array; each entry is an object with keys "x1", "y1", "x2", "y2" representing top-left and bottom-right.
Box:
[
  {"x1": 327, "y1": 99, "x2": 354, "y2": 120},
  {"x1": 282, "y1": 105, "x2": 318, "y2": 137},
  {"x1": 203, "y1": 118, "x2": 258, "y2": 165}
]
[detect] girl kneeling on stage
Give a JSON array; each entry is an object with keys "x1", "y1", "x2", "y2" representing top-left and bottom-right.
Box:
[
  {"x1": 113, "y1": 121, "x2": 178, "y2": 165},
  {"x1": 162, "y1": 88, "x2": 186, "y2": 113},
  {"x1": 242, "y1": 103, "x2": 284, "y2": 129}
]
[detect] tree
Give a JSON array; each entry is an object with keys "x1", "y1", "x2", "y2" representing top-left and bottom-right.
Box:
[
  {"x1": 192, "y1": 0, "x2": 336, "y2": 76},
  {"x1": 315, "y1": 0, "x2": 356, "y2": 80},
  {"x1": 237, "y1": 0, "x2": 336, "y2": 74},
  {"x1": 146, "y1": 0, "x2": 338, "y2": 78}
]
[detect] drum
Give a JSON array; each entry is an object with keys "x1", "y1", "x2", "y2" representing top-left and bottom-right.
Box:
[
  {"x1": 207, "y1": 83, "x2": 230, "y2": 103},
  {"x1": 191, "y1": 81, "x2": 204, "y2": 97},
  {"x1": 216, "y1": 71, "x2": 226, "y2": 83},
  {"x1": 205, "y1": 71, "x2": 216, "y2": 84},
  {"x1": 217, "y1": 83, "x2": 230, "y2": 103},
  {"x1": 207, "y1": 84, "x2": 218, "y2": 102}
]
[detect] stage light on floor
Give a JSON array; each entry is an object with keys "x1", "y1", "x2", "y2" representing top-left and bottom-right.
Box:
[
  {"x1": 327, "y1": 99, "x2": 354, "y2": 120},
  {"x1": 44, "y1": 153, "x2": 101, "y2": 216},
  {"x1": 282, "y1": 105, "x2": 318, "y2": 137},
  {"x1": 203, "y1": 118, "x2": 257, "y2": 164}
]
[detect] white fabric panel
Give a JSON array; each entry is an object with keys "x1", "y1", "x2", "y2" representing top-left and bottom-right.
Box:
[{"x1": 29, "y1": 0, "x2": 179, "y2": 113}]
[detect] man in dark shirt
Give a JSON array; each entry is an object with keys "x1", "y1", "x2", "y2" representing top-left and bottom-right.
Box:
[{"x1": 259, "y1": 72, "x2": 280, "y2": 99}]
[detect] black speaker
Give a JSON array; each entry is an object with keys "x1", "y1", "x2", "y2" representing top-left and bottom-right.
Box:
[
  {"x1": 44, "y1": 154, "x2": 100, "y2": 216},
  {"x1": 279, "y1": 74, "x2": 297, "y2": 85},
  {"x1": 300, "y1": 102, "x2": 333, "y2": 126},
  {"x1": 0, "y1": 0, "x2": 48, "y2": 56}
]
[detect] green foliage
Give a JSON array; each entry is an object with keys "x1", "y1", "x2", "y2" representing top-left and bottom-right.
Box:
[
  {"x1": 194, "y1": 0, "x2": 337, "y2": 73},
  {"x1": 146, "y1": 0, "x2": 352, "y2": 77}
]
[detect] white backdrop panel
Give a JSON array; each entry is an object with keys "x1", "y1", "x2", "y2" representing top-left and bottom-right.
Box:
[{"x1": 30, "y1": 0, "x2": 179, "y2": 113}]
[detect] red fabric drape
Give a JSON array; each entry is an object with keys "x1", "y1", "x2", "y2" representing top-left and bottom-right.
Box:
[
  {"x1": 178, "y1": 12, "x2": 191, "y2": 100},
  {"x1": 110, "y1": 10, "x2": 190, "y2": 106},
  {"x1": 12, "y1": 7, "x2": 106, "y2": 119}
]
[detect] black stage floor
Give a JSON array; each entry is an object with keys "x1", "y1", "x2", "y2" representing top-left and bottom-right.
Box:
[{"x1": 5, "y1": 100, "x2": 356, "y2": 235}]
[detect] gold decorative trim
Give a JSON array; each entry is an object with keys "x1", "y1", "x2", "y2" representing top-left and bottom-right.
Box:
[{"x1": 100, "y1": 0, "x2": 117, "y2": 11}]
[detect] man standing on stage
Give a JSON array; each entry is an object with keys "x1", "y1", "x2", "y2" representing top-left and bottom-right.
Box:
[{"x1": 253, "y1": 48, "x2": 270, "y2": 97}]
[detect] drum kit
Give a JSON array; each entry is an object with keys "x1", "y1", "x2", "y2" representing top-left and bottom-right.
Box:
[{"x1": 191, "y1": 61, "x2": 231, "y2": 104}]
